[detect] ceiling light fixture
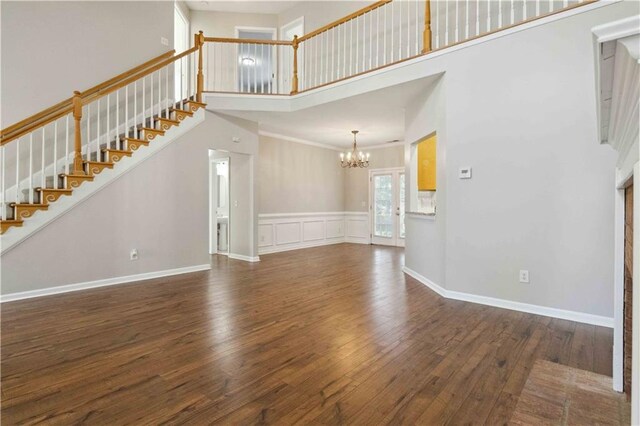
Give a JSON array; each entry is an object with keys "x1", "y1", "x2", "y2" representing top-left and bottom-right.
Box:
[
  {"x1": 340, "y1": 130, "x2": 370, "y2": 168},
  {"x1": 240, "y1": 57, "x2": 255, "y2": 66}
]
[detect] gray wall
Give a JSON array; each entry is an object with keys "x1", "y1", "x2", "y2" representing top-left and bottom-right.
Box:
[
  {"x1": 1, "y1": 1, "x2": 174, "y2": 127},
  {"x1": 344, "y1": 145, "x2": 404, "y2": 212},
  {"x1": 1, "y1": 111, "x2": 259, "y2": 295},
  {"x1": 404, "y1": 2, "x2": 637, "y2": 318},
  {"x1": 259, "y1": 136, "x2": 344, "y2": 214},
  {"x1": 191, "y1": 10, "x2": 278, "y2": 38}
]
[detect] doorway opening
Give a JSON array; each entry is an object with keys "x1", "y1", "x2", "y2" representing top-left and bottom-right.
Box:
[
  {"x1": 235, "y1": 27, "x2": 277, "y2": 93},
  {"x1": 370, "y1": 167, "x2": 405, "y2": 247},
  {"x1": 210, "y1": 151, "x2": 230, "y2": 255}
]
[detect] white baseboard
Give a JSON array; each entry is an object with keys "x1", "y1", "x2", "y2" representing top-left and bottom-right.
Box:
[
  {"x1": 403, "y1": 266, "x2": 614, "y2": 328},
  {"x1": 0, "y1": 264, "x2": 212, "y2": 303},
  {"x1": 228, "y1": 253, "x2": 260, "y2": 262}
]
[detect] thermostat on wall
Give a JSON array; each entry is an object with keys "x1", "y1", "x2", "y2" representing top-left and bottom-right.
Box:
[{"x1": 459, "y1": 167, "x2": 472, "y2": 179}]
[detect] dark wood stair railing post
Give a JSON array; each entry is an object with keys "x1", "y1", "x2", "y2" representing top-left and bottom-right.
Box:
[
  {"x1": 72, "y1": 91, "x2": 85, "y2": 175},
  {"x1": 422, "y1": 0, "x2": 432, "y2": 53},
  {"x1": 291, "y1": 35, "x2": 299, "y2": 95},
  {"x1": 196, "y1": 30, "x2": 204, "y2": 102}
]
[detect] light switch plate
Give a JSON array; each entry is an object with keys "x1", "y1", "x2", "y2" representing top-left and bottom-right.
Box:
[{"x1": 459, "y1": 167, "x2": 472, "y2": 179}]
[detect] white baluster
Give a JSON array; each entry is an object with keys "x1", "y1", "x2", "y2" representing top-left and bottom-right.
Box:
[
  {"x1": 445, "y1": 1, "x2": 449, "y2": 45},
  {"x1": 87, "y1": 103, "x2": 91, "y2": 160},
  {"x1": 96, "y1": 99, "x2": 101, "y2": 161},
  {"x1": 511, "y1": 0, "x2": 515, "y2": 24},
  {"x1": 53, "y1": 120, "x2": 58, "y2": 189},
  {"x1": 499, "y1": 0, "x2": 503, "y2": 28},
  {"x1": 157, "y1": 70, "x2": 161, "y2": 121},
  {"x1": 523, "y1": 0, "x2": 527, "y2": 20},
  {"x1": 564, "y1": 0, "x2": 569, "y2": 7},
  {"x1": 356, "y1": 16, "x2": 360, "y2": 74},
  {"x1": 29, "y1": 134, "x2": 33, "y2": 204},
  {"x1": 116, "y1": 89, "x2": 120, "y2": 148},
  {"x1": 0, "y1": 145, "x2": 5, "y2": 220},
  {"x1": 455, "y1": 0, "x2": 460, "y2": 43},
  {"x1": 370, "y1": 10, "x2": 373, "y2": 69},
  {"x1": 15, "y1": 138, "x2": 21, "y2": 204},
  {"x1": 261, "y1": 44, "x2": 265, "y2": 93},
  {"x1": 107, "y1": 93, "x2": 111, "y2": 150},
  {"x1": 350, "y1": 18, "x2": 354, "y2": 76},
  {"x1": 41, "y1": 126, "x2": 45, "y2": 189},
  {"x1": 377, "y1": 7, "x2": 381, "y2": 66},
  {"x1": 487, "y1": 0, "x2": 491, "y2": 32},
  {"x1": 549, "y1": 0, "x2": 553, "y2": 14},
  {"x1": 384, "y1": 4, "x2": 388, "y2": 62},
  {"x1": 476, "y1": 0, "x2": 481, "y2": 36},
  {"x1": 133, "y1": 81, "x2": 137, "y2": 133},
  {"x1": 253, "y1": 44, "x2": 257, "y2": 93},
  {"x1": 332, "y1": 27, "x2": 336, "y2": 81},
  {"x1": 65, "y1": 116, "x2": 69, "y2": 175},
  {"x1": 398, "y1": 2, "x2": 403, "y2": 60},
  {"x1": 435, "y1": 0, "x2": 440, "y2": 48},
  {"x1": 466, "y1": 0, "x2": 470, "y2": 40},
  {"x1": 391, "y1": 2, "x2": 395, "y2": 61},
  {"x1": 536, "y1": 0, "x2": 540, "y2": 17},
  {"x1": 125, "y1": 85, "x2": 130, "y2": 139}
]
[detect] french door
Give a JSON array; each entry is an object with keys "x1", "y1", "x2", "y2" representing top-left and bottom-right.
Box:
[{"x1": 370, "y1": 168, "x2": 405, "y2": 247}]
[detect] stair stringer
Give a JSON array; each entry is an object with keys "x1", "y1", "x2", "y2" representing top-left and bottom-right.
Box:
[{"x1": 0, "y1": 108, "x2": 205, "y2": 255}]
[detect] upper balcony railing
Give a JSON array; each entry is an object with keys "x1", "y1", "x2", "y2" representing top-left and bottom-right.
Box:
[{"x1": 200, "y1": 0, "x2": 597, "y2": 96}]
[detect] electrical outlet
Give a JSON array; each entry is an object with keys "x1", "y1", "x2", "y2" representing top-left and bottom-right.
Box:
[
  {"x1": 161, "y1": 37, "x2": 169, "y2": 46},
  {"x1": 519, "y1": 270, "x2": 529, "y2": 283},
  {"x1": 130, "y1": 249, "x2": 139, "y2": 261}
]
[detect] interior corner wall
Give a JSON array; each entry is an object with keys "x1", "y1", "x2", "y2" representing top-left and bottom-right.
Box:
[
  {"x1": 277, "y1": 1, "x2": 366, "y2": 34},
  {"x1": 403, "y1": 1, "x2": 638, "y2": 318},
  {"x1": 343, "y1": 145, "x2": 405, "y2": 212},
  {"x1": 404, "y1": 78, "x2": 447, "y2": 287},
  {"x1": 0, "y1": 1, "x2": 174, "y2": 127},
  {"x1": 0, "y1": 111, "x2": 259, "y2": 295},
  {"x1": 259, "y1": 136, "x2": 345, "y2": 214}
]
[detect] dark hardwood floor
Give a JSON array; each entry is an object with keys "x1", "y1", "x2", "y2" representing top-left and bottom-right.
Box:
[{"x1": 1, "y1": 244, "x2": 613, "y2": 424}]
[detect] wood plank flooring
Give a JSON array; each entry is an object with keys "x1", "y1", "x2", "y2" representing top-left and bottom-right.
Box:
[{"x1": 1, "y1": 244, "x2": 615, "y2": 424}]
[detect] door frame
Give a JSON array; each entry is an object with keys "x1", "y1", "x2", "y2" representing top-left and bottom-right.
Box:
[
  {"x1": 369, "y1": 167, "x2": 405, "y2": 247},
  {"x1": 234, "y1": 26, "x2": 277, "y2": 93},
  {"x1": 209, "y1": 156, "x2": 231, "y2": 255}
]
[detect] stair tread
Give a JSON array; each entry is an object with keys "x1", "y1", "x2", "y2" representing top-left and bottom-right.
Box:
[
  {"x1": 10, "y1": 203, "x2": 48, "y2": 207},
  {"x1": 102, "y1": 148, "x2": 132, "y2": 153},
  {"x1": 170, "y1": 107, "x2": 193, "y2": 114},
  {"x1": 0, "y1": 219, "x2": 23, "y2": 223},
  {"x1": 155, "y1": 117, "x2": 180, "y2": 124},
  {"x1": 186, "y1": 100, "x2": 207, "y2": 106},
  {"x1": 35, "y1": 187, "x2": 73, "y2": 192},
  {"x1": 121, "y1": 137, "x2": 147, "y2": 142},
  {"x1": 60, "y1": 173, "x2": 94, "y2": 178},
  {"x1": 85, "y1": 160, "x2": 114, "y2": 165}
]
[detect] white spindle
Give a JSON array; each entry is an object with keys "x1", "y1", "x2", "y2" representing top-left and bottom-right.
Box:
[
  {"x1": 53, "y1": 121, "x2": 58, "y2": 189},
  {"x1": 398, "y1": 2, "x2": 402, "y2": 60},
  {"x1": 408, "y1": 0, "x2": 412, "y2": 56},
  {"x1": 343, "y1": 23, "x2": 347, "y2": 78},
  {"x1": 350, "y1": 18, "x2": 354, "y2": 76},
  {"x1": 391, "y1": 1, "x2": 395, "y2": 61},
  {"x1": 40, "y1": 127, "x2": 45, "y2": 189},
  {"x1": 549, "y1": 0, "x2": 553, "y2": 14},
  {"x1": 96, "y1": 99, "x2": 101, "y2": 161},
  {"x1": 476, "y1": 0, "x2": 481, "y2": 35},
  {"x1": 107, "y1": 94, "x2": 111, "y2": 149},
  {"x1": 320, "y1": 35, "x2": 324, "y2": 85},
  {"x1": 511, "y1": 0, "x2": 515, "y2": 24},
  {"x1": 523, "y1": 0, "x2": 528, "y2": 20},
  {"x1": 465, "y1": 0, "x2": 470, "y2": 40},
  {"x1": 332, "y1": 28, "x2": 336, "y2": 81},
  {"x1": 384, "y1": 4, "x2": 388, "y2": 62},
  {"x1": 445, "y1": 1, "x2": 449, "y2": 45},
  {"x1": 253, "y1": 44, "x2": 257, "y2": 93},
  {"x1": 536, "y1": 0, "x2": 540, "y2": 17},
  {"x1": 28, "y1": 134, "x2": 33, "y2": 204},
  {"x1": 377, "y1": 8, "x2": 381, "y2": 66},
  {"x1": 563, "y1": 0, "x2": 569, "y2": 7},
  {"x1": 455, "y1": 0, "x2": 460, "y2": 43},
  {"x1": 415, "y1": 0, "x2": 419, "y2": 54},
  {"x1": 499, "y1": 0, "x2": 503, "y2": 28},
  {"x1": 315, "y1": 37, "x2": 319, "y2": 86},
  {"x1": 116, "y1": 90, "x2": 120, "y2": 148},
  {"x1": 87, "y1": 103, "x2": 91, "y2": 160},
  {"x1": 65, "y1": 116, "x2": 69, "y2": 175},
  {"x1": 126, "y1": 85, "x2": 130, "y2": 138},
  {"x1": 370, "y1": 10, "x2": 373, "y2": 69},
  {"x1": 157, "y1": 70, "x2": 161, "y2": 120},
  {"x1": 15, "y1": 138, "x2": 21, "y2": 204},
  {"x1": 355, "y1": 17, "x2": 359, "y2": 75},
  {"x1": 1, "y1": 145, "x2": 5, "y2": 220},
  {"x1": 133, "y1": 81, "x2": 137, "y2": 134},
  {"x1": 487, "y1": 0, "x2": 491, "y2": 32}
]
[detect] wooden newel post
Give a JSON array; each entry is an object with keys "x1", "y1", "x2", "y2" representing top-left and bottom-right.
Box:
[
  {"x1": 196, "y1": 30, "x2": 205, "y2": 103},
  {"x1": 72, "y1": 91, "x2": 84, "y2": 175},
  {"x1": 291, "y1": 35, "x2": 299, "y2": 95},
  {"x1": 422, "y1": 0, "x2": 432, "y2": 53}
]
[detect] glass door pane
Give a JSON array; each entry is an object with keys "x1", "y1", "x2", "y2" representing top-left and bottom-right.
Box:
[{"x1": 373, "y1": 174, "x2": 393, "y2": 238}]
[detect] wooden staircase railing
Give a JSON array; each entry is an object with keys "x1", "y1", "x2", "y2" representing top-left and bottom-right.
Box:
[
  {"x1": 199, "y1": 0, "x2": 596, "y2": 96},
  {"x1": 0, "y1": 41, "x2": 208, "y2": 234}
]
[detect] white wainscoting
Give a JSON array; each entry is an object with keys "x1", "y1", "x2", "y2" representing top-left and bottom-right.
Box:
[{"x1": 258, "y1": 212, "x2": 370, "y2": 254}]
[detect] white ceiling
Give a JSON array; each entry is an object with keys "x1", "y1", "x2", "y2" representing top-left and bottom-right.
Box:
[
  {"x1": 217, "y1": 77, "x2": 438, "y2": 149},
  {"x1": 186, "y1": 1, "x2": 300, "y2": 15}
]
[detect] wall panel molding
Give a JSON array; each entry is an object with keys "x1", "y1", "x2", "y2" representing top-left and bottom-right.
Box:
[{"x1": 258, "y1": 212, "x2": 369, "y2": 254}]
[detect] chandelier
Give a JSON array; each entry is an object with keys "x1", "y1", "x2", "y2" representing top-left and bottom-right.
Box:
[{"x1": 340, "y1": 130, "x2": 370, "y2": 168}]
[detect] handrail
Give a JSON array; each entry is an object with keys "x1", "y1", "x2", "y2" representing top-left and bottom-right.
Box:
[
  {"x1": 81, "y1": 46, "x2": 198, "y2": 105},
  {"x1": 204, "y1": 36, "x2": 292, "y2": 46},
  {"x1": 298, "y1": 0, "x2": 392, "y2": 42},
  {"x1": 1, "y1": 49, "x2": 176, "y2": 145}
]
